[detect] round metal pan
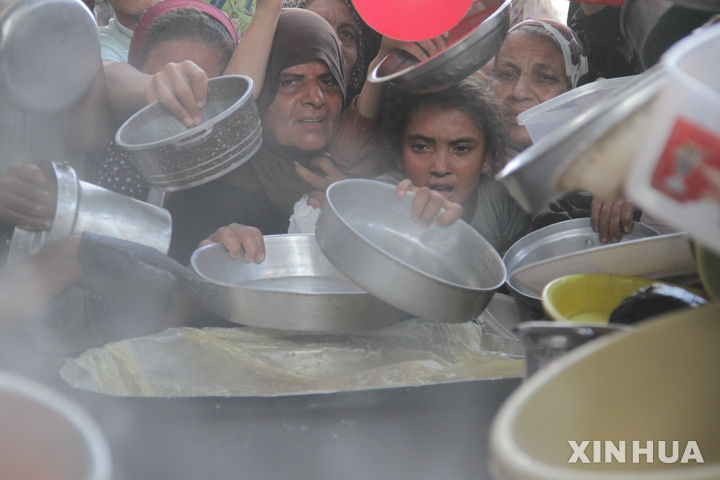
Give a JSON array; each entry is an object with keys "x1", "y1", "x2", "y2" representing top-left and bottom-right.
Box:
[
  {"x1": 367, "y1": 0, "x2": 511, "y2": 93},
  {"x1": 502, "y1": 219, "x2": 659, "y2": 319},
  {"x1": 191, "y1": 234, "x2": 401, "y2": 332},
  {"x1": 316, "y1": 179, "x2": 506, "y2": 324}
]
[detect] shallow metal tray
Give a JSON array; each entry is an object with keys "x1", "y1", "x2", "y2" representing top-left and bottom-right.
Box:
[{"x1": 191, "y1": 234, "x2": 400, "y2": 332}]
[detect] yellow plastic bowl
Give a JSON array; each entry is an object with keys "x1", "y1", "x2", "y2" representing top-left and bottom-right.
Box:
[{"x1": 542, "y1": 274, "x2": 657, "y2": 324}]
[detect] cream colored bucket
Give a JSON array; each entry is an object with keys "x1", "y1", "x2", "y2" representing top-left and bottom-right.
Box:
[{"x1": 490, "y1": 304, "x2": 720, "y2": 480}]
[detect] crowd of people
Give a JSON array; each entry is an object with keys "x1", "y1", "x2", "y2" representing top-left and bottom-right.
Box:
[{"x1": 0, "y1": 0, "x2": 665, "y2": 348}]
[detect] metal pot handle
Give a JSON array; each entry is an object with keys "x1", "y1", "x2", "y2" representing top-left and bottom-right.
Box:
[{"x1": 172, "y1": 125, "x2": 214, "y2": 150}]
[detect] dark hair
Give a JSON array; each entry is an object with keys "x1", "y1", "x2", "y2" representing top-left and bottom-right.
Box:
[
  {"x1": 138, "y1": 8, "x2": 235, "y2": 69},
  {"x1": 383, "y1": 80, "x2": 509, "y2": 172}
]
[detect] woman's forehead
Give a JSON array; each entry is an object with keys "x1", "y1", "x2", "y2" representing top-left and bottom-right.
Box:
[
  {"x1": 497, "y1": 31, "x2": 564, "y2": 68},
  {"x1": 406, "y1": 105, "x2": 483, "y2": 135},
  {"x1": 279, "y1": 59, "x2": 331, "y2": 76},
  {"x1": 306, "y1": 0, "x2": 354, "y2": 26}
]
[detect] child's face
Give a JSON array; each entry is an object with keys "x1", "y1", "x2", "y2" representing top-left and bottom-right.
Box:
[{"x1": 400, "y1": 105, "x2": 488, "y2": 206}]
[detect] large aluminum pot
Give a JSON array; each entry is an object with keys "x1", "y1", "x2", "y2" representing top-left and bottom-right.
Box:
[
  {"x1": 367, "y1": 0, "x2": 511, "y2": 93},
  {"x1": 490, "y1": 304, "x2": 720, "y2": 480},
  {"x1": 115, "y1": 75, "x2": 262, "y2": 191},
  {"x1": 0, "y1": 0, "x2": 100, "y2": 112},
  {"x1": 316, "y1": 179, "x2": 506, "y2": 324},
  {"x1": 67, "y1": 377, "x2": 520, "y2": 480},
  {"x1": 621, "y1": 0, "x2": 714, "y2": 68},
  {"x1": 7, "y1": 162, "x2": 171, "y2": 264},
  {"x1": 0, "y1": 371, "x2": 111, "y2": 480},
  {"x1": 191, "y1": 234, "x2": 401, "y2": 332}
]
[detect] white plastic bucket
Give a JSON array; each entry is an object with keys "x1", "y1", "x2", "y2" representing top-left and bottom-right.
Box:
[
  {"x1": 0, "y1": 372, "x2": 111, "y2": 480},
  {"x1": 626, "y1": 24, "x2": 720, "y2": 255}
]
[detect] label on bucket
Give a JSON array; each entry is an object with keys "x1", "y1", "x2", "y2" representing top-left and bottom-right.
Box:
[
  {"x1": 636, "y1": 115, "x2": 720, "y2": 255},
  {"x1": 651, "y1": 117, "x2": 720, "y2": 204}
]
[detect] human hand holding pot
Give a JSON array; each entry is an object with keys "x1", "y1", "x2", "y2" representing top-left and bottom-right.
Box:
[
  {"x1": 396, "y1": 179, "x2": 463, "y2": 226},
  {"x1": 145, "y1": 60, "x2": 209, "y2": 128},
  {"x1": 0, "y1": 163, "x2": 57, "y2": 231},
  {"x1": 199, "y1": 223, "x2": 266, "y2": 263},
  {"x1": 590, "y1": 196, "x2": 640, "y2": 243}
]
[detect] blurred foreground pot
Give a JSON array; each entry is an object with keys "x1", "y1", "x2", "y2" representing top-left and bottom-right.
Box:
[
  {"x1": 0, "y1": 371, "x2": 111, "y2": 480},
  {"x1": 491, "y1": 304, "x2": 720, "y2": 480},
  {"x1": 0, "y1": 0, "x2": 100, "y2": 112}
]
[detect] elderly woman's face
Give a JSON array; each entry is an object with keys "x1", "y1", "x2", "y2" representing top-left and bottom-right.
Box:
[
  {"x1": 142, "y1": 39, "x2": 227, "y2": 77},
  {"x1": 491, "y1": 30, "x2": 569, "y2": 149},
  {"x1": 264, "y1": 60, "x2": 343, "y2": 151},
  {"x1": 401, "y1": 105, "x2": 487, "y2": 206},
  {"x1": 306, "y1": 0, "x2": 358, "y2": 83}
]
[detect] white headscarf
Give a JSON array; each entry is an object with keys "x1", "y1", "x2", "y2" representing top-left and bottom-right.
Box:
[{"x1": 510, "y1": 19, "x2": 589, "y2": 88}]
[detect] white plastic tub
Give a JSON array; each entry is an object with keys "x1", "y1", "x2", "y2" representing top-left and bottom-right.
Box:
[
  {"x1": 626, "y1": 24, "x2": 720, "y2": 256},
  {"x1": 518, "y1": 76, "x2": 637, "y2": 143}
]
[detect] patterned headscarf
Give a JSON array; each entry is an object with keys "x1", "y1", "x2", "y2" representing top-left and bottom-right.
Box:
[
  {"x1": 128, "y1": 0, "x2": 238, "y2": 68},
  {"x1": 509, "y1": 19, "x2": 589, "y2": 88},
  {"x1": 282, "y1": 0, "x2": 381, "y2": 103}
]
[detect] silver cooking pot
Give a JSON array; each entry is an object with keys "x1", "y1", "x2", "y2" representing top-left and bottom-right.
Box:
[
  {"x1": 115, "y1": 75, "x2": 262, "y2": 192},
  {"x1": 367, "y1": 0, "x2": 511, "y2": 92},
  {"x1": 7, "y1": 162, "x2": 172, "y2": 264},
  {"x1": 316, "y1": 179, "x2": 506, "y2": 324},
  {"x1": 0, "y1": 0, "x2": 100, "y2": 112}
]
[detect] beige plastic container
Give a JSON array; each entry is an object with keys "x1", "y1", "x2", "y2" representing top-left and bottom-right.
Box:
[
  {"x1": 489, "y1": 304, "x2": 720, "y2": 480},
  {"x1": 0, "y1": 372, "x2": 111, "y2": 480}
]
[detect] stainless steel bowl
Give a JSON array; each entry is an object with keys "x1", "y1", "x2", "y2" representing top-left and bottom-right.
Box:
[
  {"x1": 316, "y1": 179, "x2": 506, "y2": 324},
  {"x1": 367, "y1": 0, "x2": 511, "y2": 93},
  {"x1": 115, "y1": 75, "x2": 262, "y2": 191},
  {"x1": 191, "y1": 234, "x2": 401, "y2": 332},
  {"x1": 502, "y1": 218, "x2": 659, "y2": 319},
  {"x1": 7, "y1": 162, "x2": 171, "y2": 264},
  {"x1": 497, "y1": 68, "x2": 666, "y2": 213}
]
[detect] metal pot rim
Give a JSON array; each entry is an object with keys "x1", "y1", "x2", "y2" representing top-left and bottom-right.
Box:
[
  {"x1": 190, "y1": 234, "x2": 371, "y2": 297},
  {"x1": 7, "y1": 161, "x2": 79, "y2": 263},
  {"x1": 115, "y1": 74, "x2": 255, "y2": 150},
  {"x1": 367, "y1": 0, "x2": 511, "y2": 89},
  {"x1": 323, "y1": 179, "x2": 506, "y2": 293}
]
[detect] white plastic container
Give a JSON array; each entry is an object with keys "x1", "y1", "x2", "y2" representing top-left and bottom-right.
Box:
[
  {"x1": 626, "y1": 24, "x2": 720, "y2": 256},
  {"x1": 0, "y1": 372, "x2": 111, "y2": 480},
  {"x1": 518, "y1": 76, "x2": 637, "y2": 144}
]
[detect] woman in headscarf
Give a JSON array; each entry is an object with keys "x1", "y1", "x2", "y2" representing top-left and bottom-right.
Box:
[
  {"x1": 165, "y1": 8, "x2": 347, "y2": 261},
  {"x1": 281, "y1": 0, "x2": 381, "y2": 103},
  {"x1": 491, "y1": 18, "x2": 588, "y2": 152},
  {"x1": 491, "y1": 19, "x2": 640, "y2": 243}
]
